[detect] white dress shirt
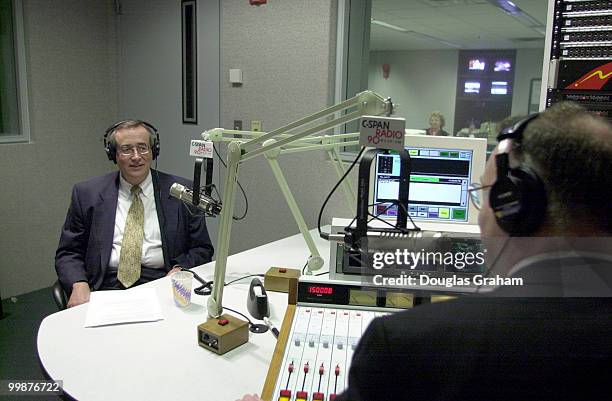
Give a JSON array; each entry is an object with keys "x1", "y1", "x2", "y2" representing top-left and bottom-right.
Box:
[{"x1": 108, "y1": 171, "x2": 165, "y2": 269}]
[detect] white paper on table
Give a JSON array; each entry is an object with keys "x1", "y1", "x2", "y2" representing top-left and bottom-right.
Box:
[{"x1": 84, "y1": 287, "x2": 164, "y2": 327}]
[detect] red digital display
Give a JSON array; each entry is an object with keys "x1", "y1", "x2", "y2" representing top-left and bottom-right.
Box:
[{"x1": 308, "y1": 286, "x2": 333, "y2": 295}]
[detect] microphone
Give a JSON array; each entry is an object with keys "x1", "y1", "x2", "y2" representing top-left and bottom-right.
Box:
[{"x1": 170, "y1": 183, "x2": 222, "y2": 216}]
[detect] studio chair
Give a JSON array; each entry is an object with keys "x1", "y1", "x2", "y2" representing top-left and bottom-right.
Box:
[{"x1": 52, "y1": 280, "x2": 68, "y2": 310}]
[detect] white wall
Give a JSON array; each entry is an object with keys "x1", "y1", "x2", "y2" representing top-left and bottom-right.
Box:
[
  {"x1": 0, "y1": 0, "x2": 117, "y2": 298},
  {"x1": 511, "y1": 48, "x2": 545, "y2": 116},
  {"x1": 369, "y1": 50, "x2": 459, "y2": 133}
]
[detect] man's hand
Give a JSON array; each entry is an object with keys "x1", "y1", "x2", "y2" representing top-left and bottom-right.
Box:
[
  {"x1": 67, "y1": 282, "x2": 91, "y2": 308},
  {"x1": 236, "y1": 394, "x2": 262, "y2": 401},
  {"x1": 166, "y1": 265, "x2": 182, "y2": 276}
]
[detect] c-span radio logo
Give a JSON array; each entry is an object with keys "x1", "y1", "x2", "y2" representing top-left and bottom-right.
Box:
[
  {"x1": 359, "y1": 116, "x2": 406, "y2": 151},
  {"x1": 565, "y1": 61, "x2": 612, "y2": 90}
]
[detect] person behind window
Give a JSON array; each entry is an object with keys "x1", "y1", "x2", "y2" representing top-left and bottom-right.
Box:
[{"x1": 425, "y1": 111, "x2": 450, "y2": 136}]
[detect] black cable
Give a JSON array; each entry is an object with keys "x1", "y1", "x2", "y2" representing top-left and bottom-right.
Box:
[
  {"x1": 181, "y1": 267, "x2": 208, "y2": 285},
  {"x1": 301, "y1": 258, "x2": 309, "y2": 274},
  {"x1": 213, "y1": 144, "x2": 248, "y2": 221},
  {"x1": 193, "y1": 281, "x2": 213, "y2": 296},
  {"x1": 187, "y1": 270, "x2": 266, "y2": 295},
  {"x1": 180, "y1": 267, "x2": 214, "y2": 295},
  {"x1": 367, "y1": 212, "x2": 412, "y2": 233},
  {"x1": 366, "y1": 201, "x2": 420, "y2": 232},
  {"x1": 367, "y1": 210, "x2": 404, "y2": 231},
  {"x1": 301, "y1": 257, "x2": 329, "y2": 275},
  {"x1": 184, "y1": 269, "x2": 268, "y2": 332},
  {"x1": 318, "y1": 147, "x2": 366, "y2": 240},
  {"x1": 223, "y1": 306, "x2": 254, "y2": 326},
  {"x1": 211, "y1": 184, "x2": 222, "y2": 204},
  {"x1": 343, "y1": 202, "x2": 415, "y2": 239},
  {"x1": 222, "y1": 307, "x2": 270, "y2": 338},
  {"x1": 224, "y1": 273, "x2": 264, "y2": 286},
  {"x1": 347, "y1": 249, "x2": 365, "y2": 268}
]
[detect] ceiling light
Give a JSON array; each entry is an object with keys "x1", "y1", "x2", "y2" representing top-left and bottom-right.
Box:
[
  {"x1": 370, "y1": 18, "x2": 461, "y2": 48},
  {"x1": 371, "y1": 19, "x2": 408, "y2": 33},
  {"x1": 487, "y1": 0, "x2": 546, "y2": 36}
]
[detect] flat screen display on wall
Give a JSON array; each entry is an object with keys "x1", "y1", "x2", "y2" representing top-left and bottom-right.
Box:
[
  {"x1": 494, "y1": 60, "x2": 512, "y2": 72},
  {"x1": 468, "y1": 59, "x2": 486, "y2": 71},
  {"x1": 491, "y1": 81, "x2": 508, "y2": 95},
  {"x1": 464, "y1": 81, "x2": 481, "y2": 94}
]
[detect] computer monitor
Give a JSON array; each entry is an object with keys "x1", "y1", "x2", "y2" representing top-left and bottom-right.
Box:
[{"x1": 371, "y1": 135, "x2": 487, "y2": 226}]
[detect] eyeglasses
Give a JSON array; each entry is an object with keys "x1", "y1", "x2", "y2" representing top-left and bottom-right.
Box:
[
  {"x1": 468, "y1": 183, "x2": 492, "y2": 210},
  {"x1": 118, "y1": 144, "x2": 150, "y2": 156}
]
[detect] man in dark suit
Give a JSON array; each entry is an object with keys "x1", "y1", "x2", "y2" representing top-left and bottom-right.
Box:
[
  {"x1": 55, "y1": 120, "x2": 213, "y2": 308},
  {"x1": 335, "y1": 102, "x2": 612, "y2": 400}
]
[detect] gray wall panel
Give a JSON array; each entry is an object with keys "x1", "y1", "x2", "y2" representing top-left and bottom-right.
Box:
[
  {"x1": 369, "y1": 50, "x2": 459, "y2": 133},
  {"x1": 117, "y1": 0, "x2": 221, "y2": 248},
  {"x1": 511, "y1": 48, "x2": 544, "y2": 116},
  {"x1": 220, "y1": 0, "x2": 340, "y2": 257},
  {"x1": 0, "y1": 0, "x2": 117, "y2": 298}
]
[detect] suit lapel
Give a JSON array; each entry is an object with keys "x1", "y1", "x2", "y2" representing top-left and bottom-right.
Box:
[
  {"x1": 153, "y1": 170, "x2": 176, "y2": 269},
  {"x1": 96, "y1": 172, "x2": 119, "y2": 273}
]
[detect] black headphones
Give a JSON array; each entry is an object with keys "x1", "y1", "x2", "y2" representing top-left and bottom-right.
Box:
[
  {"x1": 489, "y1": 113, "x2": 547, "y2": 235},
  {"x1": 103, "y1": 120, "x2": 160, "y2": 163}
]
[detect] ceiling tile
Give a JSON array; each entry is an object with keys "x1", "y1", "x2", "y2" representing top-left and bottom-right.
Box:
[{"x1": 370, "y1": 0, "x2": 547, "y2": 50}]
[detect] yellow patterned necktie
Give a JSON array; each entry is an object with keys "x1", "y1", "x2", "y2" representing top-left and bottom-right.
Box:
[{"x1": 118, "y1": 185, "x2": 144, "y2": 288}]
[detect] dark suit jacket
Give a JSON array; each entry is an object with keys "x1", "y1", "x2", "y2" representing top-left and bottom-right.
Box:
[
  {"x1": 336, "y1": 256, "x2": 612, "y2": 401},
  {"x1": 55, "y1": 170, "x2": 214, "y2": 294}
]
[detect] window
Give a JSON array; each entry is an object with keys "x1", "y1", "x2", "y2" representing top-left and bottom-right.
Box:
[
  {"x1": 337, "y1": 0, "x2": 546, "y2": 155},
  {"x1": 0, "y1": 0, "x2": 29, "y2": 143}
]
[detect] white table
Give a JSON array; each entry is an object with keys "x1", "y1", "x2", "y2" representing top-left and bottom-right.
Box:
[{"x1": 38, "y1": 231, "x2": 330, "y2": 401}]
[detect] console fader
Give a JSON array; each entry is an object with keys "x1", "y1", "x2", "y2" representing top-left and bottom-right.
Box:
[{"x1": 274, "y1": 306, "x2": 386, "y2": 401}]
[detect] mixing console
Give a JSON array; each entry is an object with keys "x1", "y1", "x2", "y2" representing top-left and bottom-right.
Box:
[
  {"x1": 272, "y1": 305, "x2": 389, "y2": 401},
  {"x1": 261, "y1": 277, "x2": 422, "y2": 401}
]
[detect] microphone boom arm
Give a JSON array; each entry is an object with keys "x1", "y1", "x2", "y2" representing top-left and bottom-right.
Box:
[{"x1": 205, "y1": 90, "x2": 394, "y2": 318}]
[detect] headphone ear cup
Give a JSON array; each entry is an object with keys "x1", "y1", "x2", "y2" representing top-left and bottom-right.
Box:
[
  {"x1": 104, "y1": 135, "x2": 117, "y2": 164},
  {"x1": 141, "y1": 123, "x2": 159, "y2": 160},
  {"x1": 152, "y1": 132, "x2": 160, "y2": 160},
  {"x1": 512, "y1": 168, "x2": 547, "y2": 234},
  {"x1": 490, "y1": 168, "x2": 546, "y2": 235},
  {"x1": 490, "y1": 175, "x2": 522, "y2": 234}
]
